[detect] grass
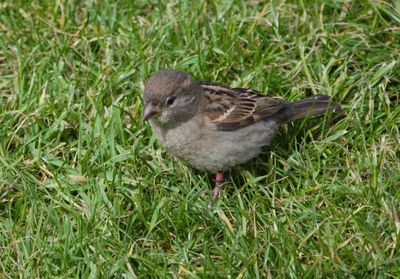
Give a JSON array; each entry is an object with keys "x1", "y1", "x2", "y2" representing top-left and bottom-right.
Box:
[{"x1": 0, "y1": 0, "x2": 399, "y2": 277}]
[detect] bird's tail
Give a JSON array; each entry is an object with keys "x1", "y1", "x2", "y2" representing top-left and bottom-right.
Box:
[{"x1": 274, "y1": 95, "x2": 341, "y2": 123}]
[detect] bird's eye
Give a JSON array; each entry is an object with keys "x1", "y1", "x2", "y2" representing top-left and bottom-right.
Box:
[{"x1": 166, "y1": 96, "x2": 177, "y2": 106}]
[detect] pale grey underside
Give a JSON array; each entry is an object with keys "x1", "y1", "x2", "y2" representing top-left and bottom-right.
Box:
[{"x1": 150, "y1": 114, "x2": 278, "y2": 173}]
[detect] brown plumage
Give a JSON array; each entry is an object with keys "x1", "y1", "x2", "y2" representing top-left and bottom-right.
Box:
[
  {"x1": 199, "y1": 81, "x2": 340, "y2": 131},
  {"x1": 142, "y1": 69, "x2": 342, "y2": 199}
]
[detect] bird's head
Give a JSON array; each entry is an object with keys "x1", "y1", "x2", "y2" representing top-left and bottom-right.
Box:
[{"x1": 142, "y1": 69, "x2": 202, "y2": 128}]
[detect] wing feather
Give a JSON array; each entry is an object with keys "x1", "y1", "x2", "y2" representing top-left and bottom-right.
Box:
[{"x1": 198, "y1": 81, "x2": 287, "y2": 131}]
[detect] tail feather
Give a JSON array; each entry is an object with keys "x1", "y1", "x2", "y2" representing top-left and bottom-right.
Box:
[{"x1": 273, "y1": 95, "x2": 341, "y2": 123}]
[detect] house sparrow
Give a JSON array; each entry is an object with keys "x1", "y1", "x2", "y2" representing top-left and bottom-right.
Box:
[{"x1": 142, "y1": 69, "x2": 341, "y2": 198}]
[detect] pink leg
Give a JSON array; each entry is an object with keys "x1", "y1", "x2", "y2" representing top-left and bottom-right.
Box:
[{"x1": 211, "y1": 172, "x2": 224, "y2": 199}]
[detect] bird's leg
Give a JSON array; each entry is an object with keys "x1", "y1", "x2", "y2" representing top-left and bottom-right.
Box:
[{"x1": 211, "y1": 172, "x2": 224, "y2": 199}]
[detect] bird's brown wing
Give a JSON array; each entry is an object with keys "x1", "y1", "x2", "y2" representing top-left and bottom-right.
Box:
[{"x1": 199, "y1": 81, "x2": 287, "y2": 131}]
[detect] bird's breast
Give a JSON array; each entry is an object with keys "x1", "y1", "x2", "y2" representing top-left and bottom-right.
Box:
[{"x1": 150, "y1": 117, "x2": 278, "y2": 172}]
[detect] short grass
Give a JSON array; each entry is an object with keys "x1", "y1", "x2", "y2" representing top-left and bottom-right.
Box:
[{"x1": 1, "y1": 0, "x2": 400, "y2": 277}]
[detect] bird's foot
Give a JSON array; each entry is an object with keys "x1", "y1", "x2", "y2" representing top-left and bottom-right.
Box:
[{"x1": 211, "y1": 172, "x2": 224, "y2": 199}]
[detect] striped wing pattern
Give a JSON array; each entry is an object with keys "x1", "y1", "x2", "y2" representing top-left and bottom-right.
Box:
[{"x1": 198, "y1": 81, "x2": 286, "y2": 131}]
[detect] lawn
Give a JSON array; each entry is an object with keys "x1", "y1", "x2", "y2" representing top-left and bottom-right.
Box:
[{"x1": 0, "y1": 0, "x2": 399, "y2": 277}]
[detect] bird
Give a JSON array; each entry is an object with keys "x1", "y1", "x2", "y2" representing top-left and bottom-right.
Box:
[{"x1": 142, "y1": 69, "x2": 341, "y2": 199}]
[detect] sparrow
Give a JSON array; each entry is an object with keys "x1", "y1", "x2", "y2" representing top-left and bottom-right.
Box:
[{"x1": 142, "y1": 69, "x2": 341, "y2": 198}]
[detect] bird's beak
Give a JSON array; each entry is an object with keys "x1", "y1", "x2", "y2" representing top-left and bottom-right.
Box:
[{"x1": 142, "y1": 103, "x2": 161, "y2": 121}]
